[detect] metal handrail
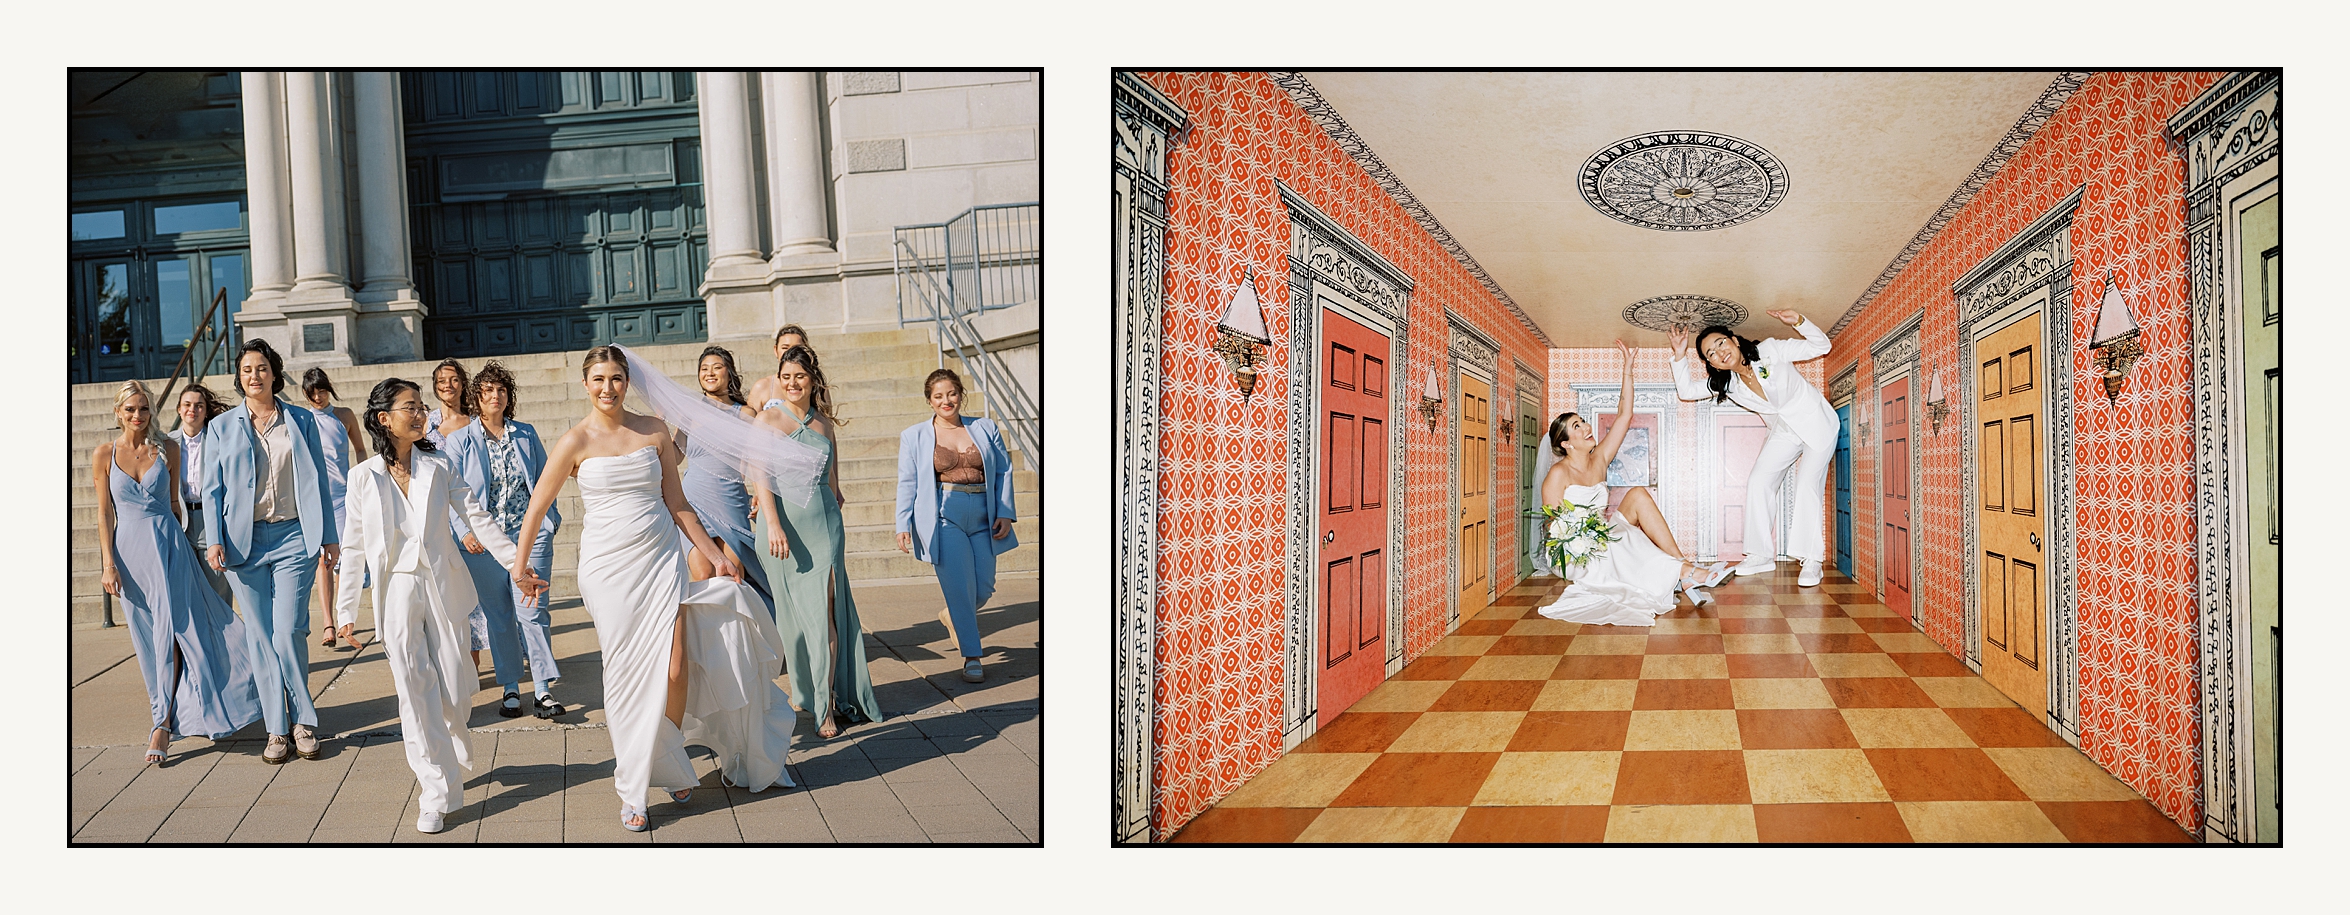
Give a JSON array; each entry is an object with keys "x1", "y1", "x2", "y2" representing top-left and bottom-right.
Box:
[
  {"x1": 892, "y1": 203, "x2": 1041, "y2": 475},
  {"x1": 155, "y1": 286, "x2": 235, "y2": 409}
]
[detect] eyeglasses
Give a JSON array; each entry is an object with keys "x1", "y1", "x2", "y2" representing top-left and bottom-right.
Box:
[{"x1": 384, "y1": 404, "x2": 431, "y2": 415}]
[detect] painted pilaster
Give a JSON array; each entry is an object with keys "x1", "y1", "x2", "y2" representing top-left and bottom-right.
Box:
[
  {"x1": 237, "y1": 72, "x2": 293, "y2": 315},
  {"x1": 350, "y1": 71, "x2": 423, "y2": 363}
]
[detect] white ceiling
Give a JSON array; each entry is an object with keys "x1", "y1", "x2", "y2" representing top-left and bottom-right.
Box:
[{"x1": 1301, "y1": 71, "x2": 2060, "y2": 348}]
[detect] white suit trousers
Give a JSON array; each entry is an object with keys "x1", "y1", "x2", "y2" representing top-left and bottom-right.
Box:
[
  {"x1": 378, "y1": 571, "x2": 477, "y2": 815},
  {"x1": 1747, "y1": 432, "x2": 1834, "y2": 564}
]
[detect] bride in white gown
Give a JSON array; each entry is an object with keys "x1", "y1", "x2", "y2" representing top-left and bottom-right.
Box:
[
  {"x1": 513, "y1": 345, "x2": 825, "y2": 832},
  {"x1": 1536, "y1": 341, "x2": 1733, "y2": 627}
]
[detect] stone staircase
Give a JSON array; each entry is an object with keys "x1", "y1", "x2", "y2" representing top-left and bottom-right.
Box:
[{"x1": 68, "y1": 327, "x2": 1038, "y2": 629}]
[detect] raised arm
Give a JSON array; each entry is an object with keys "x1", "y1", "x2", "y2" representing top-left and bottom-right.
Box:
[
  {"x1": 1764, "y1": 309, "x2": 1830, "y2": 363},
  {"x1": 1592, "y1": 341, "x2": 1639, "y2": 466},
  {"x1": 1667, "y1": 326, "x2": 1710, "y2": 401}
]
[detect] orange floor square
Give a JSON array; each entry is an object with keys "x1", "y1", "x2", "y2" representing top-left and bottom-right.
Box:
[
  {"x1": 1719, "y1": 617, "x2": 1795, "y2": 634},
  {"x1": 1633, "y1": 679, "x2": 1735, "y2": 710},
  {"x1": 1551, "y1": 655, "x2": 1644, "y2": 680},
  {"x1": 1726, "y1": 654, "x2": 1819, "y2": 679},
  {"x1": 1449, "y1": 806, "x2": 1610, "y2": 843},
  {"x1": 1824, "y1": 677, "x2": 1938, "y2": 708},
  {"x1": 1295, "y1": 712, "x2": 1421, "y2": 753},
  {"x1": 1613, "y1": 750, "x2": 1751, "y2": 805},
  {"x1": 2035, "y1": 801, "x2": 2194, "y2": 843},
  {"x1": 1888, "y1": 651, "x2": 1975, "y2": 678},
  {"x1": 1329, "y1": 753, "x2": 1501, "y2": 808},
  {"x1": 1944, "y1": 708, "x2": 2074, "y2": 748},
  {"x1": 1865, "y1": 748, "x2": 2029, "y2": 802},
  {"x1": 1170, "y1": 807, "x2": 1325, "y2": 843},
  {"x1": 1507, "y1": 711, "x2": 1633, "y2": 752},
  {"x1": 1429, "y1": 680, "x2": 1546, "y2": 713},
  {"x1": 1736, "y1": 708, "x2": 1862, "y2": 750},
  {"x1": 1396, "y1": 655, "x2": 1480, "y2": 681},
  {"x1": 1645, "y1": 634, "x2": 1726, "y2": 655},
  {"x1": 1751, "y1": 802, "x2": 1914, "y2": 843},
  {"x1": 1794, "y1": 632, "x2": 1880, "y2": 653},
  {"x1": 1489, "y1": 634, "x2": 1577, "y2": 655}
]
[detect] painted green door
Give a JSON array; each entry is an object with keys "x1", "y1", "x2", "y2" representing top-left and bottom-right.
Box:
[
  {"x1": 2241, "y1": 191, "x2": 2280, "y2": 843},
  {"x1": 1519, "y1": 400, "x2": 1539, "y2": 579}
]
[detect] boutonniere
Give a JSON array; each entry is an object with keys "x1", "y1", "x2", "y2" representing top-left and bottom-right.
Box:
[{"x1": 1757, "y1": 365, "x2": 1772, "y2": 381}]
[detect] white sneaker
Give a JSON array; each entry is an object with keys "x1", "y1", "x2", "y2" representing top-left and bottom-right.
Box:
[
  {"x1": 1732, "y1": 558, "x2": 1777, "y2": 577},
  {"x1": 1798, "y1": 560, "x2": 1824, "y2": 588},
  {"x1": 416, "y1": 810, "x2": 446, "y2": 834}
]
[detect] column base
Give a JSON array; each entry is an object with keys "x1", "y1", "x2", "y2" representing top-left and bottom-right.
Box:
[
  {"x1": 352, "y1": 290, "x2": 429, "y2": 364},
  {"x1": 265, "y1": 283, "x2": 363, "y2": 371}
]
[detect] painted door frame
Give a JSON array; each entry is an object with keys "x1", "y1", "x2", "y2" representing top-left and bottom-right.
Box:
[
  {"x1": 1110, "y1": 72, "x2": 1184, "y2": 844},
  {"x1": 1953, "y1": 186, "x2": 2085, "y2": 745},
  {"x1": 1446, "y1": 313, "x2": 1502, "y2": 632},
  {"x1": 1280, "y1": 184, "x2": 1413, "y2": 751},
  {"x1": 1869, "y1": 314, "x2": 1924, "y2": 613},
  {"x1": 2173, "y1": 69, "x2": 2281, "y2": 844},
  {"x1": 1514, "y1": 362, "x2": 1545, "y2": 584}
]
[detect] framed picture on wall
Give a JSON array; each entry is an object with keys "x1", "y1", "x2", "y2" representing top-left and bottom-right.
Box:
[{"x1": 1607, "y1": 427, "x2": 1653, "y2": 487}]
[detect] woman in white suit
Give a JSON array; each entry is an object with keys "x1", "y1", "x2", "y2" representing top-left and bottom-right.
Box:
[
  {"x1": 334, "y1": 377, "x2": 519, "y2": 834},
  {"x1": 1670, "y1": 309, "x2": 1839, "y2": 587},
  {"x1": 894, "y1": 369, "x2": 1018, "y2": 684}
]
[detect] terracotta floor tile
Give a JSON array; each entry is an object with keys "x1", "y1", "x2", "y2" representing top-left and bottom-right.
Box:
[
  {"x1": 1982, "y1": 748, "x2": 2150, "y2": 802},
  {"x1": 1794, "y1": 632, "x2": 1882, "y2": 654},
  {"x1": 1295, "y1": 712, "x2": 1422, "y2": 754},
  {"x1": 1820, "y1": 583, "x2": 1874, "y2": 594},
  {"x1": 1425, "y1": 634, "x2": 1499, "y2": 657},
  {"x1": 1713, "y1": 603, "x2": 1784, "y2": 619},
  {"x1": 1604, "y1": 804, "x2": 1758, "y2": 842},
  {"x1": 1651, "y1": 618, "x2": 1721, "y2": 635},
  {"x1": 1718, "y1": 617, "x2": 1794, "y2": 634},
  {"x1": 1464, "y1": 656, "x2": 1562, "y2": 680},
  {"x1": 1776, "y1": 604, "x2": 1847, "y2": 620},
  {"x1": 1507, "y1": 711, "x2": 1632, "y2": 753},
  {"x1": 1429, "y1": 680, "x2": 1546, "y2": 713},
  {"x1": 1489, "y1": 634, "x2": 1577, "y2": 656},
  {"x1": 1635, "y1": 679, "x2": 1734, "y2": 711},
  {"x1": 1725, "y1": 654, "x2": 1819, "y2": 679},
  {"x1": 1736, "y1": 709, "x2": 1860, "y2": 750},
  {"x1": 1912, "y1": 677, "x2": 2020, "y2": 709},
  {"x1": 1645, "y1": 634, "x2": 1725, "y2": 655},
  {"x1": 1455, "y1": 619, "x2": 1515, "y2": 637},
  {"x1": 2036, "y1": 801, "x2": 2193, "y2": 844},
  {"x1": 1612, "y1": 750, "x2": 1751, "y2": 805},
  {"x1": 1775, "y1": 593, "x2": 1840, "y2": 605},
  {"x1": 1533, "y1": 679, "x2": 1639, "y2": 712},
  {"x1": 1639, "y1": 654, "x2": 1729, "y2": 680},
  {"x1": 1870, "y1": 632, "x2": 1946, "y2": 654},
  {"x1": 1752, "y1": 802, "x2": 1913, "y2": 843},
  {"x1": 1894, "y1": 801, "x2": 2067, "y2": 842},
  {"x1": 1851, "y1": 615, "x2": 1922, "y2": 634},
  {"x1": 1450, "y1": 805, "x2": 1611, "y2": 843},
  {"x1": 1824, "y1": 677, "x2": 1938, "y2": 708},
  {"x1": 1330, "y1": 753, "x2": 1500, "y2": 808},
  {"x1": 1865, "y1": 748, "x2": 2028, "y2": 802},
  {"x1": 1837, "y1": 601, "x2": 1901, "y2": 618},
  {"x1": 1943, "y1": 707, "x2": 2071, "y2": 747},
  {"x1": 1730, "y1": 678, "x2": 1836, "y2": 710},
  {"x1": 1564, "y1": 635, "x2": 1649, "y2": 656},
  {"x1": 1349, "y1": 680, "x2": 1453, "y2": 714},
  {"x1": 1805, "y1": 653, "x2": 1906, "y2": 679},
  {"x1": 1550, "y1": 655, "x2": 1644, "y2": 680},
  {"x1": 1709, "y1": 592, "x2": 1778, "y2": 605},
  {"x1": 1506, "y1": 617, "x2": 1580, "y2": 637},
  {"x1": 1295, "y1": 806, "x2": 1467, "y2": 843},
  {"x1": 1170, "y1": 807, "x2": 1326, "y2": 843},
  {"x1": 1784, "y1": 617, "x2": 1863, "y2": 634},
  {"x1": 1840, "y1": 708, "x2": 1976, "y2": 748},
  {"x1": 1889, "y1": 651, "x2": 1978, "y2": 678},
  {"x1": 1744, "y1": 749, "x2": 1892, "y2": 804},
  {"x1": 1472, "y1": 751, "x2": 1621, "y2": 806},
  {"x1": 1395, "y1": 655, "x2": 1479, "y2": 681},
  {"x1": 1623, "y1": 710, "x2": 1742, "y2": 751},
  {"x1": 1217, "y1": 753, "x2": 1381, "y2": 808},
  {"x1": 1387, "y1": 711, "x2": 1527, "y2": 753},
  {"x1": 1723, "y1": 633, "x2": 1804, "y2": 654},
  {"x1": 1488, "y1": 594, "x2": 1542, "y2": 607}
]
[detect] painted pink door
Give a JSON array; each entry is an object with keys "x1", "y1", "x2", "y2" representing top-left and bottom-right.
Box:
[
  {"x1": 1320, "y1": 309, "x2": 1388, "y2": 724},
  {"x1": 1881, "y1": 376, "x2": 1913, "y2": 619},
  {"x1": 1716, "y1": 412, "x2": 1769, "y2": 562}
]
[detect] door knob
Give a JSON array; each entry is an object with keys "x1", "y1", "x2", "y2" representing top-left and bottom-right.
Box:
[
  {"x1": 1322, "y1": 530, "x2": 1336, "y2": 544},
  {"x1": 2029, "y1": 532, "x2": 2041, "y2": 549}
]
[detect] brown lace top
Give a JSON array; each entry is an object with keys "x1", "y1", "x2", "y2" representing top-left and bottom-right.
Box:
[{"x1": 934, "y1": 444, "x2": 984, "y2": 484}]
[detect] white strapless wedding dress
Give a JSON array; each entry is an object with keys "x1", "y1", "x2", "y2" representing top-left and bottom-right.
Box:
[
  {"x1": 1535, "y1": 484, "x2": 1686, "y2": 627},
  {"x1": 577, "y1": 446, "x2": 796, "y2": 805}
]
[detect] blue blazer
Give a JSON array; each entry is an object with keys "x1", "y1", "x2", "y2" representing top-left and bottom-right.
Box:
[
  {"x1": 441, "y1": 418, "x2": 561, "y2": 540},
  {"x1": 204, "y1": 398, "x2": 339, "y2": 566},
  {"x1": 895, "y1": 416, "x2": 1018, "y2": 564}
]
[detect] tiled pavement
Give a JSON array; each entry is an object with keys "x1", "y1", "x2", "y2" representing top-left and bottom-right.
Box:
[
  {"x1": 70, "y1": 578, "x2": 1039, "y2": 844},
  {"x1": 1171, "y1": 569, "x2": 2191, "y2": 844}
]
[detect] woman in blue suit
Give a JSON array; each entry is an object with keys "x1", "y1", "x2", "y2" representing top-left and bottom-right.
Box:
[
  {"x1": 442, "y1": 362, "x2": 566, "y2": 720},
  {"x1": 894, "y1": 369, "x2": 1018, "y2": 684},
  {"x1": 204, "y1": 339, "x2": 341, "y2": 764}
]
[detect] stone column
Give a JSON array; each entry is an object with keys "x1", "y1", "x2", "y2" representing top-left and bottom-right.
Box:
[
  {"x1": 350, "y1": 71, "x2": 424, "y2": 363},
  {"x1": 696, "y1": 71, "x2": 766, "y2": 277},
  {"x1": 278, "y1": 71, "x2": 358, "y2": 366},
  {"x1": 762, "y1": 71, "x2": 835, "y2": 261},
  {"x1": 237, "y1": 72, "x2": 292, "y2": 312}
]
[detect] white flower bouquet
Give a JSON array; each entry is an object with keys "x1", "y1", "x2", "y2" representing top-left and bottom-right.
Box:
[{"x1": 1541, "y1": 500, "x2": 1618, "y2": 572}]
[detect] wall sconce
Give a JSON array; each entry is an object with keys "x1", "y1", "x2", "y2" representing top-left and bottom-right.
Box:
[
  {"x1": 1498, "y1": 417, "x2": 1515, "y2": 440},
  {"x1": 1419, "y1": 367, "x2": 1442, "y2": 432},
  {"x1": 1211, "y1": 268, "x2": 1271, "y2": 401},
  {"x1": 1925, "y1": 368, "x2": 1950, "y2": 435},
  {"x1": 2089, "y1": 272, "x2": 2145, "y2": 404}
]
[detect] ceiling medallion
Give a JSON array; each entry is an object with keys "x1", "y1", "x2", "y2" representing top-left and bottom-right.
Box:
[
  {"x1": 1621, "y1": 294, "x2": 1749, "y2": 333},
  {"x1": 1579, "y1": 131, "x2": 1790, "y2": 232}
]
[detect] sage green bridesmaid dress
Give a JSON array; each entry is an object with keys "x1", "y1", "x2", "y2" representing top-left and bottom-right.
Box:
[{"x1": 753, "y1": 404, "x2": 884, "y2": 727}]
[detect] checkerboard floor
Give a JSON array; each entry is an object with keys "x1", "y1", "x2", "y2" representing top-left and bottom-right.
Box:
[{"x1": 1170, "y1": 569, "x2": 2191, "y2": 844}]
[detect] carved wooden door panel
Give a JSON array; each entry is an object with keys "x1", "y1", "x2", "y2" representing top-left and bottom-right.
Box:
[
  {"x1": 1458, "y1": 373, "x2": 1491, "y2": 620},
  {"x1": 1881, "y1": 376, "x2": 1912, "y2": 619},
  {"x1": 1318, "y1": 308, "x2": 1388, "y2": 724},
  {"x1": 1977, "y1": 313, "x2": 2047, "y2": 714}
]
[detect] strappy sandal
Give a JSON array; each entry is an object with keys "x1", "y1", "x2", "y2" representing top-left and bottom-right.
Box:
[
  {"x1": 321, "y1": 628, "x2": 337, "y2": 648},
  {"x1": 497, "y1": 691, "x2": 525, "y2": 718},
  {"x1": 668, "y1": 787, "x2": 693, "y2": 804},
  {"x1": 145, "y1": 729, "x2": 169, "y2": 766},
  {"x1": 620, "y1": 804, "x2": 648, "y2": 832}
]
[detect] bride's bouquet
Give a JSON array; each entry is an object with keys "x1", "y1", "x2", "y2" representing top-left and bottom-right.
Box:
[{"x1": 1541, "y1": 500, "x2": 1618, "y2": 572}]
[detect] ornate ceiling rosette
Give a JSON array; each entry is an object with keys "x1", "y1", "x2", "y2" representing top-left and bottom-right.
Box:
[
  {"x1": 1579, "y1": 130, "x2": 1790, "y2": 232},
  {"x1": 1621, "y1": 293, "x2": 1747, "y2": 333}
]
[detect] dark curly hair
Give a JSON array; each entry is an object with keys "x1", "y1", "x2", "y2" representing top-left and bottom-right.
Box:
[
  {"x1": 697, "y1": 345, "x2": 746, "y2": 406},
  {"x1": 777, "y1": 344, "x2": 843, "y2": 427},
  {"x1": 362, "y1": 378, "x2": 437, "y2": 459},
  {"x1": 431, "y1": 358, "x2": 474, "y2": 417},
  {"x1": 470, "y1": 361, "x2": 518, "y2": 421},
  {"x1": 237, "y1": 339, "x2": 286, "y2": 396},
  {"x1": 1692, "y1": 325, "x2": 1763, "y2": 405}
]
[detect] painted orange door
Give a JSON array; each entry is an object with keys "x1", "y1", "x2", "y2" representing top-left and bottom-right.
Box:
[
  {"x1": 1319, "y1": 309, "x2": 1388, "y2": 724},
  {"x1": 1881, "y1": 376, "x2": 1913, "y2": 620},
  {"x1": 1717, "y1": 412, "x2": 1769, "y2": 563},
  {"x1": 1458, "y1": 373, "x2": 1491, "y2": 621},
  {"x1": 1977, "y1": 313, "x2": 2046, "y2": 713}
]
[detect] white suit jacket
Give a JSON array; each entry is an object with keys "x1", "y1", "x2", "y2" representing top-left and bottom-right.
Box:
[
  {"x1": 1672, "y1": 319, "x2": 1840, "y2": 452},
  {"x1": 335, "y1": 449, "x2": 518, "y2": 625}
]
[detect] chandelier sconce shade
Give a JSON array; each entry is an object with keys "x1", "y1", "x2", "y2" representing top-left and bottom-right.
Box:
[
  {"x1": 1212, "y1": 268, "x2": 1272, "y2": 401},
  {"x1": 1419, "y1": 367, "x2": 1443, "y2": 431},
  {"x1": 1926, "y1": 365, "x2": 1950, "y2": 435},
  {"x1": 2089, "y1": 272, "x2": 2146, "y2": 403}
]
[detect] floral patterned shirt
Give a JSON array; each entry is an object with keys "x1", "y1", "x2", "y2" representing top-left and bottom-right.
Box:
[{"x1": 483, "y1": 431, "x2": 532, "y2": 536}]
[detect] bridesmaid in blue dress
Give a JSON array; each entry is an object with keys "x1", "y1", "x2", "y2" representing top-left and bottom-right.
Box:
[
  {"x1": 95, "y1": 380, "x2": 261, "y2": 765},
  {"x1": 300, "y1": 368, "x2": 367, "y2": 651},
  {"x1": 679, "y1": 345, "x2": 773, "y2": 616},
  {"x1": 750, "y1": 345, "x2": 882, "y2": 738}
]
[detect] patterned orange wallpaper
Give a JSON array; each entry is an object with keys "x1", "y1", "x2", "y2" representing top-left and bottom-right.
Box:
[
  {"x1": 1141, "y1": 71, "x2": 1551, "y2": 836},
  {"x1": 1825, "y1": 71, "x2": 2225, "y2": 830}
]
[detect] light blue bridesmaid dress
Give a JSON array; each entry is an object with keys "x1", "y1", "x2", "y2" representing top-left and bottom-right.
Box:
[{"x1": 109, "y1": 452, "x2": 262, "y2": 737}]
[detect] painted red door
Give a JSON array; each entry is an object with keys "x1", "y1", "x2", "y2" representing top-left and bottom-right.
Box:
[
  {"x1": 1716, "y1": 412, "x2": 1769, "y2": 563},
  {"x1": 1881, "y1": 376, "x2": 1913, "y2": 619},
  {"x1": 1319, "y1": 309, "x2": 1388, "y2": 724}
]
